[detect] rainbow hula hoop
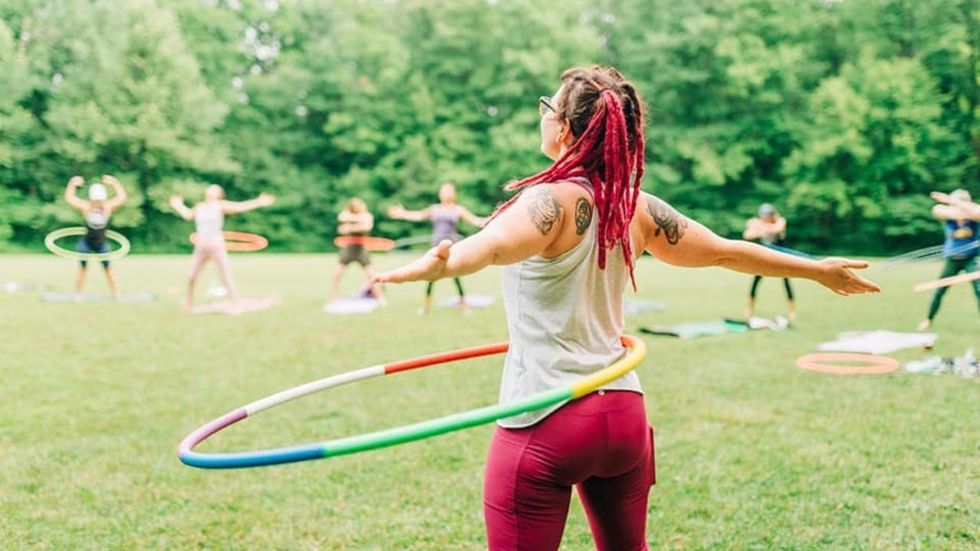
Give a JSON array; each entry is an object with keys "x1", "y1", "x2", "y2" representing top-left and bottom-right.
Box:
[
  {"x1": 190, "y1": 231, "x2": 268, "y2": 252},
  {"x1": 44, "y1": 227, "x2": 131, "y2": 261},
  {"x1": 178, "y1": 335, "x2": 646, "y2": 469}
]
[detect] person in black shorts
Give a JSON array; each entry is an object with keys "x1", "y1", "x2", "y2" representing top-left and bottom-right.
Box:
[
  {"x1": 331, "y1": 198, "x2": 384, "y2": 304},
  {"x1": 743, "y1": 203, "x2": 796, "y2": 320},
  {"x1": 64, "y1": 175, "x2": 127, "y2": 298}
]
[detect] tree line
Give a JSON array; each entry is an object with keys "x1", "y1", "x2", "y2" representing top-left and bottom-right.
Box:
[{"x1": 0, "y1": 0, "x2": 976, "y2": 254}]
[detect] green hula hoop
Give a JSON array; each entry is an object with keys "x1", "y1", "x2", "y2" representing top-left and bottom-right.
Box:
[{"x1": 44, "y1": 227, "x2": 131, "y2": 262}]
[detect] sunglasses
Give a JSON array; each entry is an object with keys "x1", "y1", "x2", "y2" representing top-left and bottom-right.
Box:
[{"x1": 539, "y1": 96, "x2": 557, "y2": 116}]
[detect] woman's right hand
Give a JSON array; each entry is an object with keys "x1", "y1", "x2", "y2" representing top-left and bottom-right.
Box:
[
  {"x1": 387, "y1": 204, "x2": 405, "y2": 218},
  {"x1": 373, "y1": 240, "x2": 452, "y2": 284},
  {"x1": 815, "y1": 258, "x2": 881, "y2": 296},
  {"x1": 169, "y1": 195, "x2": 184, "y2": 209},
  {"x1": 69, "y1": 176, "x2": 84, "y2": 188}
]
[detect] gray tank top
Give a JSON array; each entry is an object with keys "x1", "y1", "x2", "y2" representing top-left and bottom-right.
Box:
[
  {"x1": 497, "y1": 192, "x2": 643, "y2": 428},
  {"x1": 430, "y1": 206, "x2": 460, "y2": 244}
]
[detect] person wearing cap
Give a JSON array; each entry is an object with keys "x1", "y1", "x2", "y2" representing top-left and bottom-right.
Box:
[
  {"x1": 918, "y1": 189, "x2": 979, "y2": 331},
  {"x1": 743, "y1": 203, "x2": 796, "y2": 319},
  {"x1": 64, "y1": 175, "x2": 128, "y2": 298}
]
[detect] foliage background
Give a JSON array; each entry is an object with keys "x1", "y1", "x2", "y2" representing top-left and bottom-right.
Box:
[{"x1": 0, "y1": 0, "x2": 977, "y2": 254}]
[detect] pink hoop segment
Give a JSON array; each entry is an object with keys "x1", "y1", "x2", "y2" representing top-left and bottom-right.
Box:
[{"x1": 913, "y1": 271, "x2": 980, "y2": 292}]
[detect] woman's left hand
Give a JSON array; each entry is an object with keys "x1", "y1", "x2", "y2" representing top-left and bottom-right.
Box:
[
  {"x1": 373, "y1": 240, "x2": 453, "y2": 284},
  {"x1": 815, "y1": 257, "x2": 881, "y2": 296},
  {"x1": 258, "y1": 192, "x2": 276, "y2": 206}
]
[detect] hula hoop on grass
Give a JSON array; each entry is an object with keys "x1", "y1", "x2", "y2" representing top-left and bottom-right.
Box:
[
  {"x1": 333, "y1": 235, "x2": 396, "y2": 252},
  {"x1": 44, "y1": 227, "x2": 131, "y2": 261},
  {"x1": 795, "y1": 353, "x2": 899, "y2": 375},
  {"x1": 178, "y1": 335, "x2": 646, "y2": 469},
  {"x1": 190, "y1": 231, "x2": 267, "y2": 252},
  {"x1": 913, "y1": 270, "x2": 980, "y2": 292}
]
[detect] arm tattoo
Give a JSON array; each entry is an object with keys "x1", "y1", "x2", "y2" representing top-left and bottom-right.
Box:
[
  {"x1": 574, "y1": 197, "x2": 593, "y2": 235},
  {"x1": 525, "y1": 188, "x2": 562, "y2": 235},
  {"x1": 646, "y1": 197, "x2": 688, "y2": 245}
]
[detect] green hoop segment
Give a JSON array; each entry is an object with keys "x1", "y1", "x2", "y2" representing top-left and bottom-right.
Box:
[
  {"x1": 44, "y1": 227, "x2": 131, "y2": 261},
  {"x1": 178, "y1": 335, "x2": 646, "y2": 469}
]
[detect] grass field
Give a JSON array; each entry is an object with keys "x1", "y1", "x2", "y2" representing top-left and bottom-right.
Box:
[{"x1": 1, "y1": 252, "x2": 977, "y2": 550}]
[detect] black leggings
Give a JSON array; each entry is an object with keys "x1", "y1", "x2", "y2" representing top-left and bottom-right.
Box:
[
  {"x1": 750, "y1": 275, "x2": 794, "y2": 300},
  {"x1": 426, "y1": 278, "x2": 465, "y2": 298}
]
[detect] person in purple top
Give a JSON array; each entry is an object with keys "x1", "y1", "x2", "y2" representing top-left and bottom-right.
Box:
[{"x1": 388, "y1": 182, "x2": 485, "y2": 314}]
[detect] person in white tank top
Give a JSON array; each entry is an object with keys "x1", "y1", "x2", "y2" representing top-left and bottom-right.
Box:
[
  {"x1": 169, "y1": 185, "x2": 274, "y2": 311},
  {"x1": 376, "y1": 66, "x2": 880, "y2": 550}
]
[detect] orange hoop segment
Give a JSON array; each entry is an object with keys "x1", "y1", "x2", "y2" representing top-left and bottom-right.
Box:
[
  {"x1": 190, "y1": 231, "x2": 268, "y2": 252},
  {"x1": 795, "y1": 353, "x2": 899, "y2": 375},
  {"x1": 334, "y1": 235, "x2": 396, "y2": 252}
]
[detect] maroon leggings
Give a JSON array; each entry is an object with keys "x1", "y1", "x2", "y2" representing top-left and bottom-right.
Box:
[{"x1": 483, "y1": 390, "x2": 655, "y2": 551}]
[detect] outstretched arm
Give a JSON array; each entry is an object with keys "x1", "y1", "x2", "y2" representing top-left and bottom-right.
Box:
[
  {"x1": 641, "y1": 194, "x2": 879, "y2": 296},
  {"x1": 64, "y1": 176, "x2": 88, "y2": 211},
  {"x1": 457, "y1": 205, "x2": 487, "y2": 228},
  {"x1": 169, "y1": 195, "x2": 195, "y2": 221},
  {"x1": 931, "y1": 191, "x2": 980, "y2": 219},
  {"x1": 103, "y1": 175, "x2": 128, "y2": 211},
  {"x1": 222, "y1": 192, "x2": 275, "y2": 215},
  {"x1": 932, "y1": 205, "x2": 964, "y2": 220},
  {"x1": 387, "y1": 204, "x2": 431, "y2": 222},
  {"x1": 375, "y1": 187, "x2": 562, "y2": 283}
]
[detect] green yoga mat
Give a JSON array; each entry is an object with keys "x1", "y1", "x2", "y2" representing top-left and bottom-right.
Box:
[{"x1": 639, "y1": 319, "x2": 750, "y2": 339}]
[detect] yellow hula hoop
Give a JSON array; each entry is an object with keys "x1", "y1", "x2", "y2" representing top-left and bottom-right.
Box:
[{"x1": 44, "y1": 227, "x2": 131, "y2": 262}]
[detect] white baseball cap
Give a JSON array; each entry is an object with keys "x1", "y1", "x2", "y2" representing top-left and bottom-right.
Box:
[{"x1": 88, "y1": 183, "x2": 108, "y2": 201}]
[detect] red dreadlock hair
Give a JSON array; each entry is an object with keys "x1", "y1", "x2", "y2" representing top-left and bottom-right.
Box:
[{"x1": 493, "y1": 66, "x2": 646, "y2": 286}]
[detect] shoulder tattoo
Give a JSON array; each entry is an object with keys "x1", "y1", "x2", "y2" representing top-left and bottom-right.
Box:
[
  {"x1": 525, "y1": 187, "x2": 562, "y2": 235},
  {"x1": 646, "y1": 197, "x2": 688, "y2": 245},
  {"x1": 574, "y1": 197, "x2": 593, "y2": 235}
]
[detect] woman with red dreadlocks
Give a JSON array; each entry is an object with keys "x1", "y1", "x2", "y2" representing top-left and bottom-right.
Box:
[{"x1": 375, "y1": 66, "x2": 879, "y2": 550}]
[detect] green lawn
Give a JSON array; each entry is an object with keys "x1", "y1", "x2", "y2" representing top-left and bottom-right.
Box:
[{"x1": 0, "y1": 253, "x2": 977, "y2": 550}]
